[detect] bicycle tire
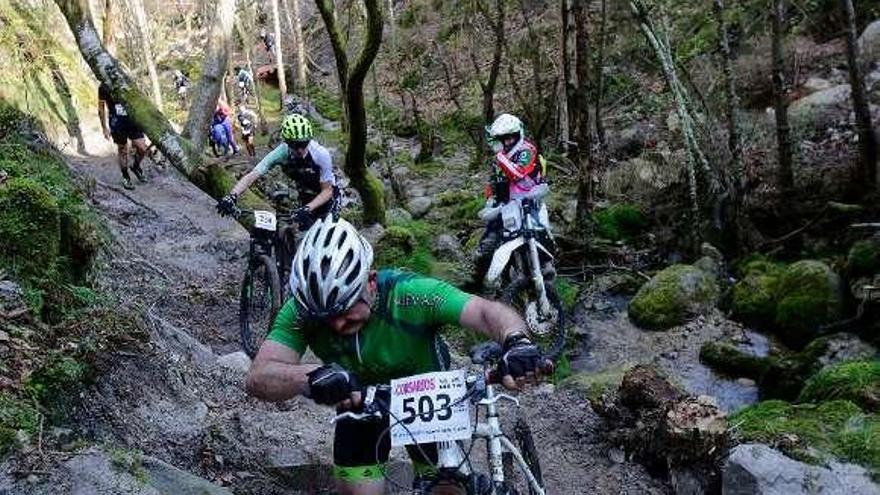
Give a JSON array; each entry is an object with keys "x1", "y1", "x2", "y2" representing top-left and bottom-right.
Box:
[
  {"x1": 239, "y1": 254, "x2": 281, "y2": 358},
  {"x1": 500, "y1": 274, "x2": 567, "y2": 361},
  {"x1": 501, "y1": 416, "x2": 543, "y2": 495}
]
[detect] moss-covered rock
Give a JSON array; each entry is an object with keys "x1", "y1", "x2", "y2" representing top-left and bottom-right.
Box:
[
  {"x1": 775, "y1": 260, "x2": 843, "y2": 347},
  {"x1": 0, "y1": 177, "x2": 61, "y2": 280},
  {"x1": 593, "y1": 203, "x2": 648, "y2": 242},
  {"x1": 730, "y1": 399, "x2": 880, "y2": 472},
  {"x1": 628, "y1": 264, "x2": 719, "y2": 330},
  {"x1": 799, "y1": 360, "x2": 880, "y2": 412},
  {"x1": 373, "y1": 224, "x2": 435, "y2": 275},
  {"x1": 846, "y1": 239, "x2": 880, "y2": 277},
  {"x1": 699, "y1": 342, "x2": 771, "y2": 379},
  {"x1": 730, "y1": 260, "x2": 786, "y2": 326}
]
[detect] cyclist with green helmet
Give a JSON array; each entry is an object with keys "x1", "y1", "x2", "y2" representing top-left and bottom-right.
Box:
[{"x1": 217, "y1": 114, "x2": 337, "y2": 228}]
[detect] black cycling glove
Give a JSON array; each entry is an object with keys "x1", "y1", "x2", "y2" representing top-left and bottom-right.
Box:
[
  {"x1": 217, "y1": 193, "x2": 238, "y2": 217},
  {"x1": 500, "y1": 334, "x2": 544, "y2": 380},
  {"x1": 292, "y1": 206, "x2": 315, "y2": 228},
  {"x1": 306, "y1": 363, "x2": 358, "y2": 406}
]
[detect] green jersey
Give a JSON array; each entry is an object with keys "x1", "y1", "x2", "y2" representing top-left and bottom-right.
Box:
[{"x1": 267, "y1": 269, "x2": 473, "y2": 384}]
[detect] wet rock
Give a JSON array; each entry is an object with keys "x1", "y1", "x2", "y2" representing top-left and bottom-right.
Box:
[
  {"x1": 722, "y1": 443, "x2": 880, "y2": 495},
  {"x1": 216, "y1": 351, "x2": 252, "y2": 376},
  {"x1": 406, "y1": 196, "x2": 433, "y2": 219},
  {"x1": 433, "y1": 234, "x2": 462, "y2": 260},
  {"x1": 386, "y1": 207, "x2": 413, "y2": 225},
  {"x1": 774, "y1": 260, "x2": 843, "y2": 347},
  {"x1": 815, "y1": 333, "x2": 878, "y2": 369},
  {"x1": 628, "y1": 264, "x2": 720, "y2": 330}
]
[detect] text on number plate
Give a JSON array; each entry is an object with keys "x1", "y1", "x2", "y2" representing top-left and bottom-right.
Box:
[
  {"x1": 389, "y1": 370, "x2": 471, "y2": 447},
  {"x1": 254, "y1": 210, "x2": 277, "y2": 231}
]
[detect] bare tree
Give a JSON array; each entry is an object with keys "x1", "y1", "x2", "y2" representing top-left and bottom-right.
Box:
[
  {"x1": 235, "y1": 13, "x2": 268, "y2": 134},
  {"x1": 315, "y1": 0, "x2": 386, "y2": 224},
  {"x1": 284, "y1": 0, "x2": 308, "y2": 93},
  {"x1": 102, "y1": 0, "x2": 113, "y2": 51},
  {"x1": 559, "y1": 0, "x2": 572, "y2": 151},
  {"x1": 126, "y1": 0, "x2": 163, "y2": 108},
  {"x1": 573, "y1": 0, "x2": 594, "y2": 224},
  {"x1": 55, "y1": 0, "x2": 267, "y2": 227},
  {"x1": 841, "y1": 0, "x2": 878, "y2": 189},
  {"x1": 594, "y1": 0, "x2": 608, "y2": 146},
  {"x1": 771, "y1": 0, "x2": 794, "y2": 192},
  {"x1": 271, "y1": 0, "x2": 288, "y2": 105},
  {"x1": 183, "y1": 0, "x2": 236, "y2": 151},
  {"x1": 472, "y1": 0, "x2": 505, "y2": 123}
]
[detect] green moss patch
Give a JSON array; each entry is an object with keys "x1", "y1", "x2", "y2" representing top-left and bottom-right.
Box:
[
  {"x1": 847, "y1": 240, "x2": 880, "y2": 278},
  {"x1": 730, "y1": 259, "x2": 786, "y2": 326},
  {"x1": 593, "y1": 203, "x2": 648, "y2": 242},
  {"x1": 774, "y1": 260, "x2": 843, "y2": 348},
  {"x1": 560, "y1": 367, "x2": 628, "y2": 402},
  {"x1": 0, "y1": 392, "x2": 40, "y2": 456},
  {"x1": 800, "y1": 360, "x2": 880, "y2": 412},
  {"x1": 731, "y1": 399, "x2": 880, "y2": 472},
  {"x1": 628, "y1": 264, "x2": 719, "y2": 330}
]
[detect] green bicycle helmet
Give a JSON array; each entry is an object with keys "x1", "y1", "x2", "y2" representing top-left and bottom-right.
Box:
[{"x1": 280, "y1": 114, "x2": 313, "y2": 141}]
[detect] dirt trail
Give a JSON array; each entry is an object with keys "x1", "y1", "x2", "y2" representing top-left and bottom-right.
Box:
[{"x1": 21, "y1": 118, "x2": 671, "y2": 494}]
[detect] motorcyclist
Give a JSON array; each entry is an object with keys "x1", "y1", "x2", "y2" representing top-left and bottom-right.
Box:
[
  {"x1": 474, "y1": 113, "x2": 549, "y2": 284},
  {"x1": 216, "y1": 114, "x2": 337, "y2": 230},
  {"x1": 245, "y1": 217, "x2": 551, "y2": 495}
]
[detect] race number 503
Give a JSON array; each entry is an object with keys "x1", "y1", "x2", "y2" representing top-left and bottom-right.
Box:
[{"x1": 389, "y1": 370, "x2": 471, "y2": 447}]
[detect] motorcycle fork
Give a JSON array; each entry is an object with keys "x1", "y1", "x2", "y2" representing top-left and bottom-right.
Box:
[{"x1": 523, "y1": 212, "x2": 551, "y2": 315}]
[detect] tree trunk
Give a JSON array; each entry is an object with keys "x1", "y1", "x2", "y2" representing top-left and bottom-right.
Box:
[
  {"x1": 55, "y1": 0, "x2": 267, "y2": 228},
  {"x1": 291, "y1": 0, "x2": 308, "y2": 93},
  {"x1": 271, "y1": 0, "x2": 287, "y2": 106},
  {"x1": 183, "y1": 0, "x2": 236, "y2": 152},
  {"x1": 842, "y1": 0, "x2": 878, "y2": 189},
  {"x1": 127, "y1": 0, "x2": 163, "y2": 109},
  {"x1": 771, "y1": 0, "x2": 794, "y2": 192},
  {"x1": 315, "y1": 0, "x2": 386, "y2": 225},
  {"x1": 561, "y1": 0, "x2": 575, "y2": 148},
  {"x1": 594, "y1": 0, "x2": 607, "y2": 147},
  {"x1": 102, "y1": 0, "x2": 113, "y2": 51},
  {"x1": 573, "y1": 0, "x2": 594, "y2": 225},
  {"x1": 481, "y1": 0, "x2": 504, "y2": 123}
]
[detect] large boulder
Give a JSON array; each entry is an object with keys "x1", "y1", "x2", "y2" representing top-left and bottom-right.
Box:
[
  {"x1": 788, "y1": 84, "x2": 851, "y2": 128},
  {"x1": 730, "y1": 259, "x2": 786, "y2": 326},
  {"x1": 406, "y1": 196, "x2": 433, "y2": 219},
  {"x1": 774, "y1": 260, "x2": 843, "y2": 347},
  {"x1": 858, "y1": 20, "x2": 880, "y2": 70},
  {"x1": 628, "y1": 264, "x2": 720, "y2": 330},
  {"x1": 603, "y1": 156, "x2": 683, "y2": 204},
  {"x1": 723, "y1": 443, "x2": 880, "y2": 495}
]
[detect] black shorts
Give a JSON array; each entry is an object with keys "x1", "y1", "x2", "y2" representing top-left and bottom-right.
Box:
[
  {"x1": 333, "y1": 407, "x2": 438, "y2": 482},
  {"x1": 110, "y1": 117, "x2": 145, "y2": 145}
]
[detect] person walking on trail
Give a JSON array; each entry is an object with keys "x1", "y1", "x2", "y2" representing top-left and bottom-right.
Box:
[
  {"x1": 236, "y1": 104, "x2": 258, "y2": 158},
  {"x1": 260, "y1": 28, "x2": 275, "y2": 61},
  {"x1": 98, "y1": 82, "x2": 148, "y2": 190},
  {"x1": 234, "y1": 66, "x2": 255, "y2": 104},
  {"x1": 474, "y1": 113, "x2": 550, "y2": 283},
  {"x1": 216, "y1": 114, "x2": 338, "y2": 231},
  {"x1": 211, "y1": 103, "x2": 239, "y2": 158},
  {"x1": 245, "y1": 217, "x2": 552, "y2": 495}
]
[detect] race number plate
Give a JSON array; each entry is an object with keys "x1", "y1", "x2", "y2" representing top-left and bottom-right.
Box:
[
  {"x1": 389, "y1": 370, "x2": 471, "y2": 447},
  {"x1": 114, "y1": 103, "x2": 128, "y2": 116},
  {"x1": 253, "y1": 210, "x2": 277, "y2": 231},
  {"x1": 501, "y1": 202, "x2": 521, "y2": 231}
]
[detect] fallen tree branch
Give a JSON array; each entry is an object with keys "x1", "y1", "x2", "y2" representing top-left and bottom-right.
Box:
[{"x1": 759, "y1": 205, "x2": 829, "y2": 248}]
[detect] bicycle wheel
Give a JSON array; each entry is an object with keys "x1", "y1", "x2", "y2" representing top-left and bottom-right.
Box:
[
  {"x1": 501, "y1": 417, "x2": 543, "y2": 495},
  {"x1": 500, "y1": 273, "x2": 567, "y2": 361},
  {"x1": 239, "y1": 254, "x2": 281, "y2": 358}
]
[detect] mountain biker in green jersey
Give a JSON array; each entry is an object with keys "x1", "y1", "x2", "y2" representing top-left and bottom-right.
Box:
[
  {"x1": 216, "y1": 114, "x2": 337, "y2": 229},
  {"x1": 246, "y1": 217, "x2": 551, "y2": 495}
]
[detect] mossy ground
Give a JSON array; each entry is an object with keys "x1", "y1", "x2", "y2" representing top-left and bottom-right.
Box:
[
  {"x1": 592, "y1": 203, "x2": 648, "y2": 242},
  {"x1": 731, "y1": 399, "x2": 880, "y2": 473},
  {"x1": 800, "y1": 360, "x2": 880, "y2": 412}
]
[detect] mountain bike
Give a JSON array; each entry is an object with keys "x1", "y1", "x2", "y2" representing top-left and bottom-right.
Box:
[
  {"x1": 478, "y1": 183, "x2": 565, "y2": 359},
  {"x1": 333, "y1": 341, "x2": 551, "y2": 495},
  {"x1": 234, "y1": 191, "x2": 298, "y2": 358}
]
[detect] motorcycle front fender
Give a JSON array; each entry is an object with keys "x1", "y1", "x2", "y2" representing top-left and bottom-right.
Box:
[{"x1": 486, "y1": 237, "x2": 525, "y2": 284}]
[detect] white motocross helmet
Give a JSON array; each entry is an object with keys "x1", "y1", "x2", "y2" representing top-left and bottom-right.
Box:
[
  {"x1": 486, "y1": 113, "x2": 524, "y2": 152},
  {"x1": 290, "y1": 217, "x2": 374, "y2": 318}
]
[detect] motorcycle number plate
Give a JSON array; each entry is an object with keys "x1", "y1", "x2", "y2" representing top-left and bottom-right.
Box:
[
  {"x1": 389, "y1": 370, "x2": 471, "y2": 447},
  {"x1": 254, "y1": 210, "x2": 277, "y2": 231},
  {"x1": 501, "y1": 202, "x2": 521, "y2": 231}
]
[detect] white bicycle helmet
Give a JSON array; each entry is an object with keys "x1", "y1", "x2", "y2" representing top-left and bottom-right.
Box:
[{"x1": 290, "y1": 217, "x2": 374, "y2": 318}]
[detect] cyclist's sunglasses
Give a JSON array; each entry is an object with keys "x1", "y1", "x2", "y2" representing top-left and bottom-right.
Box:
[{"x1": 287, "y1": 139, "x2": 310, "y2": 150}]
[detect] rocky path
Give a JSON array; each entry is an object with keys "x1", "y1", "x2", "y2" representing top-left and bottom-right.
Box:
[{"x1": 2, "y1": 120, "x2": 670, "y2": 494}]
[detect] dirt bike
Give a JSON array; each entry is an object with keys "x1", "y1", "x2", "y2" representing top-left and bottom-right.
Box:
[
  {"x1": 333, "y1": 341, "x2": 552, "y2": 495},
  {"x1": 233, "y1": 191, "x2": 299, "y2": 358},
  {"x1": 478, "y1": 183, "x2": 565, "y2": 359}
]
